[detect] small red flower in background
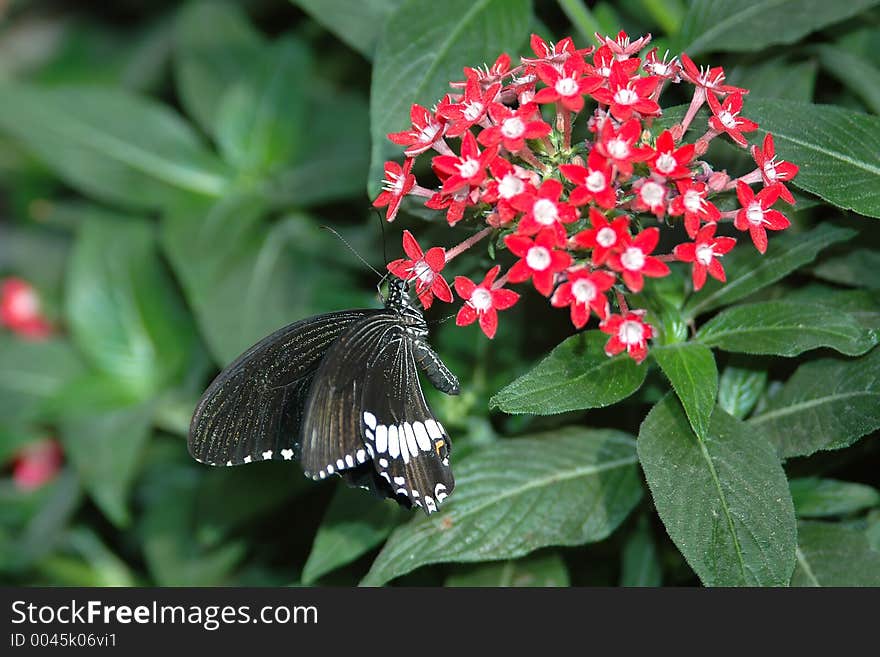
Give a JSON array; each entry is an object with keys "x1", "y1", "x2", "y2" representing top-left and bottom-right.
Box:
[
  {"x1": 595, "y1": 30, "x2": 652, "y2": 60},
  {"x1": 591, "y1": 61, "x2": 660, "y2": 121},
  {"x1": 478, "y1": 102, "x2": 551, "y2": 153},
  {"x1": 387, "y1": 103, "x2": 446, "y2": 157},
  {"x1": 668, "y1": 179, "x2": 721, "y2": 238},
  {"x1": 647, "y1": 130, "x2": 694, "y2": 179},
  {"x1": 643, "y1": 48, "x2": 680, "y2": 80},
  {"x1": 551, "y1": 268, "x2": 616, "y2": 327},
  {"x1": 373, "y1": 158, "x2": 415, "y2": 222},
  {"x1": 511, "y1": 178, "x2": 578, "y2": 244},
  {"x1": 673, "y1": 223, "x2": 737, "y2": 290},
  {"x1": 12, "y1": 439, "x2": 63, "y2": 491},
  {"x1": 504, "y1": 230, "x2": 573, "y2": 296},
  {"x1": 751, "y1": 133, "x2": 799, "y2": 204},
  {"x1": 1, "y1": 278, "x2": 52, "y2": 340},
  {"x1": 560, "y1": 151, "x2": 616, "y2": 209},
  {"x1": 678, "y1": 54, "x2": 747, "y2": 97},
  {"x1": 708, "y1": 92, "x2": 758, "y2": 147},
  {"x1": 600, "y1": 310, "x2": 654, "y2": 363},
  {"x1": 432, "y1": 131, "x2": 497, "y2": 194},
  {"x1": 454, "y1": 266, "x2": 519, "y2": 339},
  {"x1": 533, "y1": 55, "x2": 602, "y2": 113},
  {"x1": 607, "y1": 227, "x2": 670, "y2": 292},
  {"x1": 572, "y1": 209, "x2": 631, "y2": 266},
  {"x1": 387, "y1": 231, "x2": 452, "y2": 309},
  {"x1": 734, "y1": 181, "x2": 790, "y2": 254}
]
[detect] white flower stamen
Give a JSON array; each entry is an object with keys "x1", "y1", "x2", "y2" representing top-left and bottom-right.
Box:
[
  {"x1": 596, "y1": 227, "x2": 617, "y2": 247},
  {"x1": 618, "y1": 320, "x2": 645, "y2": 345},
  {"x1": 532, "y1": 199, "x2": 559, "y2": 226},
  {"x1": 469, "y1": 287, "x2": 493, "y2": 312},
  {"x1": 620, "y1": 247, "x2": 646, "y2": 271},
  {"x1": 501, "y1": 117, "x2": 525, "y2": 139},
  {"x1": 526, "y1": 246, "x2": 552, "y2": 271},
  {"x1": 571, "y1": 279, "x2": 597, "y2": 303}
]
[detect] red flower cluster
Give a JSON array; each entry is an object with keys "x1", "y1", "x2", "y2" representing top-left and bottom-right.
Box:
[
  {"x1": 375, "y1": 31, "x2": 799, "y2": 363},
  {"x1": 1, "y1": 277, "x2": 52, "y2": 340}
]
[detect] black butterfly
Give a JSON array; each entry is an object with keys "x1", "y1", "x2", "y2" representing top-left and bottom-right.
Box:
[{"x1": 187, "y1": 279, "x2": 460, "y2": 515}]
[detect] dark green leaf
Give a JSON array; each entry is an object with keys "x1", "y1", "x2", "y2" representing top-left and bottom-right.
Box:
[
  {"x1": 0, "y1": 83, "x2": 229, "y2": 208},
  {"x1": 749, "y1": 100, "x2": 880, "y2": 219},
  {"x1": 302, "y1": 486, "x2": 405, "y2": 584},
  {"x1": 638, "y1": 397, "x2": 797, "y2": 586},
  {"x1": 728, "y1": 58, "x2": 817, "y2": 102},
  {"x1": 291, "y1": 0, "x2": 403, "y2": 58},
  {"x1": 747, "y1": 348, "x2": 880, "y2": 458},
  {"x1": 620, "y1": 515, "x2": 662, "y2": 587},
  {"x1": 369, "y1": 0, "x2": 531, "y2": 195},
  {"x1": 813, "y1": 248, "x2": 880, "y2": 289},
  {"x1": 651, "y1": 342, "x2": 717, "y2": 440},
  {"x1": 490, "y1": 331, "x2": 648, "y2": 414},
  {"x1": 683, "y1": 224, "x2": 855, "y2": 319},
  {"x1": 362, "y1": 428, "x2": 642, "y2": 586},
  {"x1": 717, "y1": 358, "x2": 767, "y2": 419},
  {"x1": 792, "y1": 521, "x2": 880, "y2": 586},
  {"x1": 815, "y1": 44, "x2": 880, "y2": 115},
  {"x1": 790, "y1": 478, "x2": 880, "y2": 518},
  {"x1": 696, "y1": 300, "x2": 878, "y2": 357},
  {"x1": 67, "y1": 216, "x2": 197, "y2": 399},
  {"x1": 445, "y1": 552, "x2": 570, "y2": 587},
  {"x1": 679, "y1": 0, "x2": 879, "y2": 56}
]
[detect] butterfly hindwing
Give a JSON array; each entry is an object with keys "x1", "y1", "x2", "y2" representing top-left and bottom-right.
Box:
[{"x1": 188, "y1": 309, "x2": 376, "y2": 467}]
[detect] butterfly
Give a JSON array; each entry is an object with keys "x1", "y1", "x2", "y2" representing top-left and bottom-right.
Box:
[{"x1": 187, "y1": 278, "x2": 460, "y2": 514}]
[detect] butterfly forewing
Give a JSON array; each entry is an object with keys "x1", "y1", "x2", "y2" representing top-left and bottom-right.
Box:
[{"x1": 188, "y1": 309, "x2": 375, "y2": 467}]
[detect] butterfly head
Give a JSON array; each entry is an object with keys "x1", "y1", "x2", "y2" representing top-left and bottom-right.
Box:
[{"x1": 386, "y1": 278, "x2": 429, "y2": 336}]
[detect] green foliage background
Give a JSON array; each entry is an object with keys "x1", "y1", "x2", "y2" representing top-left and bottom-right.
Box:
[{"x1": 1, "y1": 0, "x2": 879, "y2": 587}]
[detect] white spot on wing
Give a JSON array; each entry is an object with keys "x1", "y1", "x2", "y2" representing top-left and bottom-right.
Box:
[
  {"x1": 336, "y1": 458, "x2": 345, "y2": 470},
  {"x1": 388, "y1": 425, "x2": 400, "y2": 459},
  {"x1": 394, "y1": 476, "x2": 405, "y2": 485},
  {"x1": 404, "y1": 425, "x2": 418, "y2": 458},
  {"x1": 376, "y1": 425, "x2": 388, "y2": 453},
  {"x1": 345, "y1": 454, "x2": 354, "y2": 468},
  {"x1": 425, "y1": 419, "x2": 442, "y2": 439},
  {"x1": 424, "y1": 496, "x2": 437, "y2": 513},
  {"x1": 261, "y1": 450, "x2": 273, "y2": 460},
  {"x1": 356, "y1": 449, "x2": 366, "y2": 463},
  {"x1": 243, "y1": 455, "x2": 252, "y2": 463},
  {"x1": 379, "y1": 457, "x2": 388, "y2": 468},
  {"x1": 413, "y1": 421, "x2": 431, "y2": 451},
  {"x1": 281, "y1": 448, "x2": 294, "y2": 460},
  {"x1": 435, "y1": 483, "x2": 448, "y2": 503},
  {"x1": 363, "y1": 411, "x2": 377, "y2": 430}
]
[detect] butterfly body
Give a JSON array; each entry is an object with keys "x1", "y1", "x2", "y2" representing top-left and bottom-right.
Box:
[{"x1": 188, "y1": 280, "x2": 459, "y2": 514}]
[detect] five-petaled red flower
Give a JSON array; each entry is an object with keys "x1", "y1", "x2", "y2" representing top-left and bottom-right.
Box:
[
  {"x1": 668, "y1": 179, "x2": 720, "y2": 238},
  {"x1": 511, "y1": 178, "x2": 578, "y2": 244},
  {"x1": 595, "y1": 118, "x2": 652, "y2": 177},
  {"x1": 439, "y1": 78, "x2": 501, "y2": 137},
  {"x1": 708, "y1": 92, "x2": 758, "y2": 147},
  {"x1": 551, "y1": 267, "x2": 616, "y2": 327},
  {"x1": 734, "y1": 181, "x2": 790, "y2": 253},
  {"x1": 373, "y1": 158, "x2": 415, "y2": 222},
  {"x1": 631, "y1": 178, "x2": 669, "y2": 218},
  {"x1": 387, "y1": 104, "x2": 446, "y2": 157},
  {"x1": 751, "y1": 133, "x2": 799, "y2": 204},
  {"x1": 454, "y1": 266, "x2": 519, "y2": 339},
  {"x1": 606, "y1": 227, "x2": 670, "y2": 292},
  {"x1": 591, "y1": 61, "x2": 660, "y2": 121},
  {"x1": 505, "y1": 230, "x2": 573, "y2": 296},
  {"x1": 432, "y1": 131, "x2": 497, "y2": 194},
  {"x1": 572, "y1": 209, "x2": 631, "y2": 266},
  {"x1": 678, "y1": 53, "x2": 747, "y2": 98},
  {"x1": 560, "y1": 150, "x2": 617, "y2": 209},
  {"x1": 533, "y1": 55, "x2": 602, "y2": 113},
  {"x1": 600, "y1": 310, "x2": 654, "y2": 363},
  {"x1": 673, "y1": 223, "x2": 737, "y2": 290},
  {"x1": 478, "y1": 102, "x2": 551, "y2": 153},
  {"x1": 387, "y1": 231, "x2": 452, "y2": 309},
  {"x1": 647, "y1": 130, "x2": 694, "y2": 179}
]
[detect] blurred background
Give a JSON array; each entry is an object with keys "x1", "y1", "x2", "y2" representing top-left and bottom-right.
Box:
[{"x1": 1, "y1": 0, "x2": 878, "y2": 586}]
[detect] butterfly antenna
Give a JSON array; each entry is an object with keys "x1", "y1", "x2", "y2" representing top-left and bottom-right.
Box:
[
  {"x1": 372, "y1": 209, "x2": 389, "y2": 268},
  {"x1": 429, "y1": 311, "x2": 459, "y2": 326},
  {"x1": 320, "y1": 225, "x2": 383, "y2": 278}
]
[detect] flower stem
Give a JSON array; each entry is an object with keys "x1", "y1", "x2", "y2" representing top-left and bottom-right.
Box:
[
  {"x1": 445, "y1": 226, "x2": 493, "y2": 263},
  {"x1": 614, "y1": 288, "x2": 629, "y2": 314}
]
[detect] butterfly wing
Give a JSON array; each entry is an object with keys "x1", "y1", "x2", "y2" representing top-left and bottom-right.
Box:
[
  {"x1": 300, "y1": 313, "x2": 454, "y2": 514},
  {"x1": 188, "y1": 309, "x2": 377, "y2": 467}
]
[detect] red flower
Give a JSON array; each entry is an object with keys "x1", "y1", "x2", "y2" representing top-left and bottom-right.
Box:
[
  {"x1": 511, "y1": 178, "x2": 578, "y2": 244},
  {"x1": 372, "y1": 158, "x2": 415, "y2": 222},
  {"x1": 595, "y1": 30, "x2": 652, "y2": 61},
  {"x1": 460, "y1": 53, "x2": 511, "y2": 88},
  {"x1": 647, "y1": 130, "x2": 694, "y2": 179},
  {"x1": 679, "y1": 53, "x2": 747, "y2": 97},
  {"x1": 708, "y1": 92, "x2": 758, "y2": 147},
  {"x1": 734, "y1": 181, "x2": 790, "y2": 253},
  {"x1": 591, "y1": 61, "x2": 660, "y2": 121},
  {"x1": 481, "y1": 158, "x2": 536, "y2": 223},
  {"x1": 525, "y1": 34, "x2": 591, "y2": 68},
  {"x1": 533, "y1": 55, "x2": 603, "y2": 113},
  {"x1": 606, "y1": 227, "x2": 670, "y2": 292},
  {"x1": 478, "y1": 102, "x2": 551, "y2": 153},
  {"x1": 505, "y1": 230, "x2": 573, "y2": 296},
  {"x1": 668, "y1": 179, "x2": 721, "y2": 238},
  {"x1": 454, "y1": 266, "x2": 519, "y2": 339},
  {"x1": 751, "y1": 133, "x2": 799, "y2": 204},
  {"x1": 425, "y1": 187, "x2": 478, "y2": 226},
  {"x1": 572, "y1": 208, "x2": 630, "y2": 266},
  {"x1": 387, "y1": 230, "x2": 452, "y2": 309},
  {"x1": 673, "y1": 223, "x2": 736, "y2": 290},
  {"x1": 438, "y1": 78, "x2": 501, "y2": 137},
  {"x1": 0, "y1": 278, "x2": 51, "y2": 340},
  {"x1": 595, "y1": 118, "x2": 652, "y2": 177},
  {"x1": 551, "y1": 267, "x2": 616, "y2": 327},
  {"x1": 631, "y1": 178, "x2": 669, "y2": 218},
  {"x1": 431, "y1": 130, "x2": 497, "y2": 194},
  {"x1": 12, "y1": 439, "x2": 63, "y2": 491},
  {"x1": 560, "y1": 150, "x2": 617, "y2": 209},
  {"x1": 600, "y1": 310, "x2": 654, "y2": 363},
  {"x1": 643, "y1": 48, "x2": 680, "y2": 81},
  {"x1": 387, "y1": 104, "x2": 446, "y2": 157}
]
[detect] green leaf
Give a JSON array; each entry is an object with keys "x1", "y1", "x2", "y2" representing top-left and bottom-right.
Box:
[
  {"x1": 638, "y1": 397, "x2": 797, "y2": 586},
  {"x1": 651, "y1": 342, "x2": 717, "y2": 440},
  {"x1": 445, "y1": 552, "x2": 570, "y2": 587},
  {"x1": 214, "y1": 38, "x2": 310, "y2": 174},
  {"x1": 60, "y1": 401, "x2": 155, "y2": 527},
  {"x1": 813, "y1": 248, "x2": 880, "y2": 289},
  {"x1": 747, "y1": 348, "x2": 880, "y2": 458},
  {"x1": 748, "y1": 100, "x2": 880, "y2": 219},
  {"x1": 173, "y1": 1, "x2": 264, "y2": 137},
  {"x1": 369, "y1": 0, "x2": 531, "y2": 195},
  {"x1": 302, "y1": 486, "x2": 405, "y2": 584},
  {"x1": 679, "y1": 0, "x2": 879, "y2": 56},
  {"x1": 683, "y1": 223, "x2": 856, "y2": 320},
  {"x1": 67, "y1": 216, "x2": 197, "y2": 399},
  {"x1": 490, "y1": 331, "x2": 648, "y2": 414},
  {"x1": 727, "y1": 57, "x2": 817, "y2": 102},
  {"x1": 0, "y1": 336, "x2": 84, "y2": 427},
  {"x1": 0, "y1": 84, "x2": 229, "y2": 209},
  {"x1": 792, "y1": 521, "x2": 880, "y2": 586},
  {"x1": 696, "y1": 300, "x2": 878, "y2": 357},
  {"x1": 361, "y1": 427, "x2": 642, "y2": 586},
  {"x1": 620, "y1": 515, "x2": 663, "y2": 587},
  {"x1": 790, "y1": 478, "x2": 880, "y2": 519},
  {"x1": 815, "y1": 44, "x2": 880, "y2": 115},
  {"x1": 291, "y1": 0, "x2": 403, "y2": 58},
  {"x1": 717, "y1": 358, "x2": 767, "y2": 420}
]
